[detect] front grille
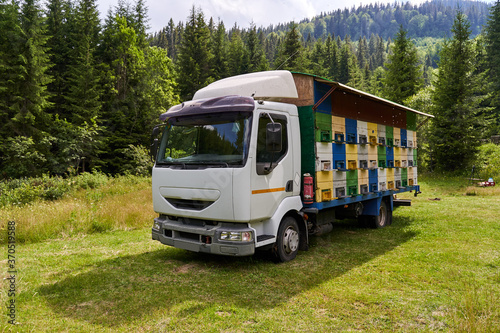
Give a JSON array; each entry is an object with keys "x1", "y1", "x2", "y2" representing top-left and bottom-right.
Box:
[
  {"x1": 178, "y1": 231, "x2": 201, "y2": 241},
  {"x1": 165, "y1": 198, "x2": 214, "y2": 210}
]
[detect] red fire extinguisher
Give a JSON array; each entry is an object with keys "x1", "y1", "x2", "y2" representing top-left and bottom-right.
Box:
[{"x1": 303, "y1": 173, "x2": 314, "y2": 204}]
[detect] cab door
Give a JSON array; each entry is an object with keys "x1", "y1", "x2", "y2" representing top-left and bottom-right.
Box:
[{"x1": 250, "y1": 111, "x2": 295, "y2": 221}]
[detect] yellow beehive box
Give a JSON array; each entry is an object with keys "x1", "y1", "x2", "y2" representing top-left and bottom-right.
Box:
[
  {"x1": 332, "y1": 116, "x2": 346, "y2": 141},
  {"x1": 358, "y1": 169, "x2": 369, "y2": 194},
  {"x1": 316, "y1": 181, "x2": 333, "y2": 202},
  {"x1": 316, "y1": 170, "x2": 333, "y2": 183},
  {"x1": 387, "y1": 168, "x2": 395, "y2": 189},
  {"x1": 347, "y1": 159, "x2": 357, "y2": 170},
  {"x1": 367, "y1": 122, "x2": 378, "y2": 145},
  {"x1": 345, "y1": 143, "x2": 357, "y2": 155},
  {"x1": 394, "y1": 127, "x2": 401, "y2": 147},
  {"x1": 346, "y1": 143, "x2": 357, "y2": 169},
  {"x1": 394, "y1": 147, "x2": 401, "y2": 167}
]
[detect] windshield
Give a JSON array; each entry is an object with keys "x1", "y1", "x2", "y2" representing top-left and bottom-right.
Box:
[{"x1": 156, "y1": 112, "x2": 252, "y2": 167}]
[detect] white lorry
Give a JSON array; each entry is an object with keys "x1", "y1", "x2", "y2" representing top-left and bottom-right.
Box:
[{"x1": 151, "y1": 71, "x2": 432, "y2": 262}]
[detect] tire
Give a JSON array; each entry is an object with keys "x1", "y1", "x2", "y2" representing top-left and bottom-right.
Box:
[
  {"x1": 371, "y1": 199, "x2": 390, "y2": 229},
  {"x1": 274, "y1": 217, "x2": 300, "y2": 262}
]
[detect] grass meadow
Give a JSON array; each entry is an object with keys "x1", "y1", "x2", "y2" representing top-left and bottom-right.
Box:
[{"x1": 1, "y1": 174, "x2": 499, "y2": 332}]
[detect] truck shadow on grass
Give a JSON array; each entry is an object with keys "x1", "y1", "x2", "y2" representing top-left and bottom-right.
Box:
[{"x1": 37, "y1": 215, "x2": 417, "y2": 327}]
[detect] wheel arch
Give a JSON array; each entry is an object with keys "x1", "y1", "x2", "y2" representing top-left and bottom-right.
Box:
[{"x1": 283, "y1": 210, "x2": 308, "y2": 251}]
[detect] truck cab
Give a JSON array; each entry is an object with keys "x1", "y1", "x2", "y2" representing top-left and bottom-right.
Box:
[{"x1": 152, "y1": 71, "x2": 307, "y2": 261}]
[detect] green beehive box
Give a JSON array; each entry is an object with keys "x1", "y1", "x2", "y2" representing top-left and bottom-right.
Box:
[
  {"x1": 346, "y1": 170, "x2": 358, "y2": 195},
  {"x1": 315, "y1": 111, "x2": 332, "y2": 142},
  {"x1": 386, "y1": 126, "x2": 394, "y2": 147},
  {"x1": 377, "y1": 145, "x2": 387, "y2": 167},
  {"x1": 401, "y1": 168, "x2": 408, "y2": 186}
]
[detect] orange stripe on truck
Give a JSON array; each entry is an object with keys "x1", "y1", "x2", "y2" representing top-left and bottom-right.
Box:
[{"x1": 251, "y1": 187, "x2": 286, "y2": 195}]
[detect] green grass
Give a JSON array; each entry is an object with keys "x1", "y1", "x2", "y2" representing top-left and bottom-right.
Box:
[
  {"x1": 1, "y1": 174, "x2": 499, "y2": 332},
  {"x1": 0, "y1": 175, "x2": 153, "y2": 244}
]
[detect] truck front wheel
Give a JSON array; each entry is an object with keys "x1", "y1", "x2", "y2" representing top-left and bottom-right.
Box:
[{"x1": 274, "y1": 217, "x2": 300, "y2": 262}]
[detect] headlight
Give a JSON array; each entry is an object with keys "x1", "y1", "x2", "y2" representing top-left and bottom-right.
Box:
[
  {"x1": 152, "y1": 221, "x2": 161, "y2": 231},
  {"x1": 219, "y1": 231, "x2": 253, "y2": 242}
]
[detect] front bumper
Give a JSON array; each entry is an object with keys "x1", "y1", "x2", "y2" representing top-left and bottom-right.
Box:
[{"x1": 152, "y1": 216, "x2": 255, "y2": 256}]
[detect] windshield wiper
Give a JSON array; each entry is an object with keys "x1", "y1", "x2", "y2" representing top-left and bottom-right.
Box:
[
  {"x1": 195, "y1": 161, "x2": 229, "y2": 168},
  {"x1": 158, "y1": 161, "x2": 187, "y2": 169},
  {"x1": 157, "y1": 161, "x2": 232, "y2": 168}
]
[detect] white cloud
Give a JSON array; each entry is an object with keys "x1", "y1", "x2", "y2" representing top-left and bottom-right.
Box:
[
  {"x1": 95, "y1": 0, "x2": 494, "y2": 33},
  {"x1": 96, "y1": 0, "x2": 346, "y2": 31}
]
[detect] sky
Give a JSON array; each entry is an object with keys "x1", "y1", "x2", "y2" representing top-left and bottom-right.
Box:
[{"x1": 95, "y1": 0, "x2": 491, "y2": 33}]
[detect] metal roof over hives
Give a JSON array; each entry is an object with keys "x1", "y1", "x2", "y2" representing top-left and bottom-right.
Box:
[{"x1": 291, "y1": 72, "x2": 433, "y2": 118}]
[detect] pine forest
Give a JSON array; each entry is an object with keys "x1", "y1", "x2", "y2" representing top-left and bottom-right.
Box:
[{"x1": 1, "y1": 0, "x2": 500, "y2": 179}]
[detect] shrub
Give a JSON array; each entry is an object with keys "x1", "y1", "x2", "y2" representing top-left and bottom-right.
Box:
[
  {"x1": 471, "y1": 143, "x2": 500, "y2": 180},
  {"x1": 74, "y1": 171, "x2": 109, "y2": 190},
  {"x1": 0, "y1": 172, "x2": 109, "y2": 208},
  {"x1": 120, "y1": 144, "x2": 153, "y2": 176},
  {"x1": 0, "y1": 175, "x2": 70, "y2": 207}
]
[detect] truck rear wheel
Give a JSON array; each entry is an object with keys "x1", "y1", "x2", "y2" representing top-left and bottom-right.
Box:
[
  {"x1": 274, "y1": 217, "x2": 300, "y2": 262},
  {"x1": 371, "y1": 200, "x2": 391, "y2": 229},
  {"x1": 358, "y1": 200, "x2": 392, "y2": 229}
]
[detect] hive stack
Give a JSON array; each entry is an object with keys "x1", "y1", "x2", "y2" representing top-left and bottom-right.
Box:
[{"x1": 295, "y1": 78, "x2": 419, "y2": 203}]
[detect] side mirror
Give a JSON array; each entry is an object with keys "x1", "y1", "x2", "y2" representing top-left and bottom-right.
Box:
[{"x1": 266, "y1": 123, "x2": 282, "y2": 152}]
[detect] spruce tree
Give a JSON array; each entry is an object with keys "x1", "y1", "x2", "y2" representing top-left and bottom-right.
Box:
[
  {"x1": 46, "y1": 0, "x2": 73, "y2": 118},
  {"x1": 356, "y1": 36, "x2": 368, "y2": 69},
  {"x1": 64, "y1": 0, "x2": 102, "y2": 126},
  {"x1": 274, "y1": 23, "x2": 307, "y2": 71},
  {"x1": 133, "y1": 0, "x2": 149, "y2": 49},
  {"x1": 0, "y1": 0, "x2": 24, "y2": 175},
  {"x1": 485, "y1": 0, "x2": 500, "y2": 129},
  {"x1": 309, "y1": 38, "x2": 326, "y2": 77},
  {"x1": 210, "y1": 20, "x2": 228, "y2": 80},
  {"x1": 227, "y1": 27, "x2": 248, "y2": 76},
  {"x1": 164, "y1": 18, "x2": 181, "y2": 60},
  {"x1": 176, "y1": 6, "x2": 212, "y2": 100},
  {"x1": 338, "y1": 43, "x2": 351, "y2": 84},
  {"x1": 383, "y1": 25, "x2": 422, "y2": 104},
  {"x1": 1, "y1": 0, "x2": 53, "y2": 176},
  {"x1": 374, "y1": 35, "x2": 385, "y2": 68},
  {"x1": 324, "y1": 35, "x2": 339, "y2": 80},
  {"x1": 0, "y1": 0, "x2": 22, "y2": 116},
  {"x1": 13, "y1": 0, "x2": 53, "y2": 137},
  {"x1": 99, "y1": 14, "x2": 146, "y2": 172},
  {"x1": 264, "y1": 32, "x2": 279, "y2": 67},
  {"x1": 347, "y1": 54, "x2": 366, "y2": 90},
  {"x1": 429, "y1": 10, "x2": 486, "y2": 172},
  {"x1": 246, "y1": 23, "x2": 268, "y2": 72}
]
